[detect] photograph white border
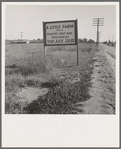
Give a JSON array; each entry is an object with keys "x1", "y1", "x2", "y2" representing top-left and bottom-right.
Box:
[{"x1": 2, "y1": 2, "x2": 120, "y2": 147}]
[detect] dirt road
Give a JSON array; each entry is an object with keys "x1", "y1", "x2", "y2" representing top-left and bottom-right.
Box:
[{"x1": 79, "y1": 44, "x2": 116, "y2": 114}]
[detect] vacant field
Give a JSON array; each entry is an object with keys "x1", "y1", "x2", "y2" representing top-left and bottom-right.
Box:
[{"x1": 5, "y1": 43, "x2": 98, "y2": 114}]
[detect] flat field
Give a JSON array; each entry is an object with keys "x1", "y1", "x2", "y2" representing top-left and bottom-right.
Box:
[{"x1": 5, "y1": 43, "x2": 97, "y2": 114}]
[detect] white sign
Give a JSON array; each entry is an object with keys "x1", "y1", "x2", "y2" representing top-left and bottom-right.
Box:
[{"x1": 43, "y1": 20, "x2": 77, "y2": 46}]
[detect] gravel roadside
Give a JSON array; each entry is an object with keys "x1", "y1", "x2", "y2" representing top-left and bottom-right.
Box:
[{"x1": 79, "y1": 44, "x2": 115, "y2": 114}]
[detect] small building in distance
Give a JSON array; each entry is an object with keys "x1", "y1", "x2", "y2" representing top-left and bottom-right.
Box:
[
  {"x1": 9, "y1": 39, "x2": 28, "y2": 44},
  {"x1": 6, "y1": 39, "x2": 43, "y2": 44}
]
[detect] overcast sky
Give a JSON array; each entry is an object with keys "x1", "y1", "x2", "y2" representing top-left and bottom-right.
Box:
[{"x1": 5, "y1": 3, "x2": 117, "y2": 42}]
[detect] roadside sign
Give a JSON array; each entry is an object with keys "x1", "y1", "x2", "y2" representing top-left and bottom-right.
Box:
[
  {"x1": 43, "y1": 19, "x2": 79, "y2": 65},
  {"x1": 43, "y1": 20, "x2": 77, "y2": 46}
]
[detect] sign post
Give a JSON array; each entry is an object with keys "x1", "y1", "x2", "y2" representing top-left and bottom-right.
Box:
[
  {"x1": 43, "y1": 19, "x2": 78, "y2": 66},
  {"x1": 43, "y1": 21, "x2": 46, "y2": 71},
  {"x1": 76, "y1": 19, "x2": 79, "y2": 66}
]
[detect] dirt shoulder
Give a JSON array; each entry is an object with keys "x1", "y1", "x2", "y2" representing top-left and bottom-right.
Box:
[{"x1": 79, "y1": 44, "x2": 115, "y2": 114}]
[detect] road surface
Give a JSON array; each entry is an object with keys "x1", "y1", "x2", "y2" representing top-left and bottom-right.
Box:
[{"x1": 79, "y1": 44, "x2": 116, "y2": 114}]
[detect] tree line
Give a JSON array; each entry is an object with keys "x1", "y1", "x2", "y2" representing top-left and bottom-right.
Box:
[{"x1": 78, "y1": 38, "x2": 95, "y2": 43}]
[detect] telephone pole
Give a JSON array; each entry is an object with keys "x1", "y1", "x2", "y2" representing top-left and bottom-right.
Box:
[
  {"x1": 93, "y1": 18, "x2": 104, "y2": 46},
  {"x1": 20, "y1": 32, "x2": 23, "y2": 40}
]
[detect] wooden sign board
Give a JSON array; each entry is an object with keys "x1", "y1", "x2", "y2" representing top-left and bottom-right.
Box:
[{"x1": 43, "y1": 20, "x2": 78, "y2": 46}]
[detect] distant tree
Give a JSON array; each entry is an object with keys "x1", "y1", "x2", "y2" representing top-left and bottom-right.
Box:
[
  {"x1": 103, "y1": 41, "x2": 107, "y2": 44},
  {"x1": 107, "y1": 40, "x2": 111, "y2": 45},
  {"x1": 78, "y1": 38, "x2": 83, "y2": 43},
  {"x1": 83, "y1": 38, "x2": 87, "y2": 43},
  {"x1": 88, "y1": 39, "x2": 95, "y2": 43},
  {"x1": 37, "y1": 38, "x2": 41, "y2": 40}
]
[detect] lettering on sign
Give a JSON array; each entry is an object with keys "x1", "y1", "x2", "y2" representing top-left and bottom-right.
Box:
[{"x1": 43, "y1": 20, "x2": 77, "y2": 46}]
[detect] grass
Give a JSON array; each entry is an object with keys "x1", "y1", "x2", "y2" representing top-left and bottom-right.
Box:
[
  {"x1": 5, "y1": 43, "x2": 98, "y2": 114},
  {"x1": 23, "y1": 69, "x2": 93, "y2": 114}
]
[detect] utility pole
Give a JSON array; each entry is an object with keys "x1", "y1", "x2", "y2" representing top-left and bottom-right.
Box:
[
  {"x1": 93, "y1": 18, "x2": 104, "y2": 46},
  {"x1": 20, "y1": 32, "x2": 23, "y2": 40}
]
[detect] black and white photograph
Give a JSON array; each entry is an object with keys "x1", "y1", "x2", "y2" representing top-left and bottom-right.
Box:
[{"x1": 2, "y1": 1, "x2": 120, "y2": 147}]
